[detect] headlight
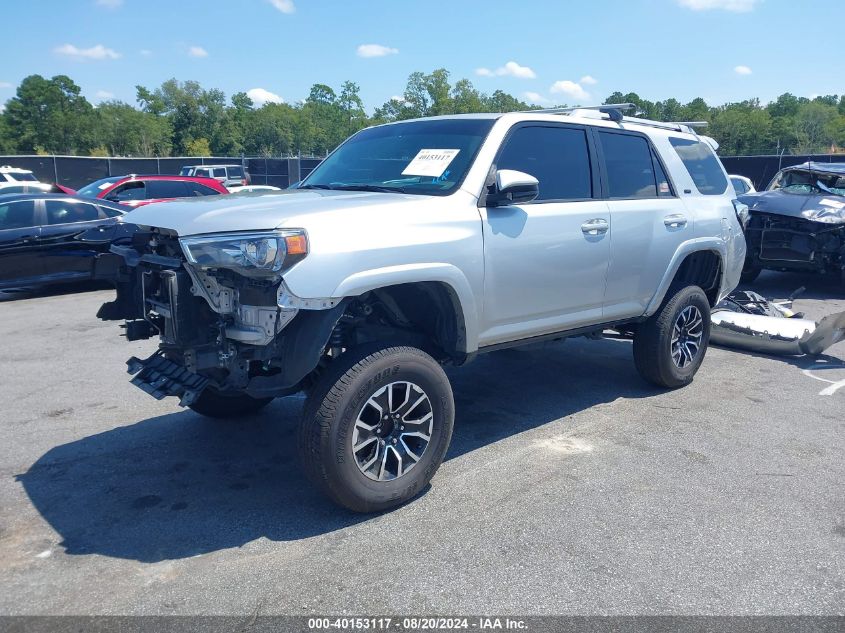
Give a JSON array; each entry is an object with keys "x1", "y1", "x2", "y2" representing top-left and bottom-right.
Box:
[{"x1": 180, "y1": 230, "x2": 308, "y2": 276}]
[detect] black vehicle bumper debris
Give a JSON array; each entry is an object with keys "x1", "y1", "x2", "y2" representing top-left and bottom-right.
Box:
[{"x1": 127, "y1": 352, "x2": 210, "y2": 406}]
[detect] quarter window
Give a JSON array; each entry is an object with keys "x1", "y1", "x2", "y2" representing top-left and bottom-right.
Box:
[
  {"x1": 184, "y1": 181, "x2": 222, "y2": 197},
  {"x1": 496, "y1": 126, "x2": 592, "y2": 201},
  {"x1": 669, "y1": 137, "x2": 728, "y2": 196}
]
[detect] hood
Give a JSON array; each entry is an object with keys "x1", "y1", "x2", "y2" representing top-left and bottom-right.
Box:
[
  {"x1": 739, "y1": 189, "x2": 845, "y2": 225},
  {"x1": 119, "y1": 189, "x2": 434, "y2": 236}
]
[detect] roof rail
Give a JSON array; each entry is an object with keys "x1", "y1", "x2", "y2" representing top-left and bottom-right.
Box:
[{"x1": 521, "y1": 103, "x2": 707, "y2": 134}]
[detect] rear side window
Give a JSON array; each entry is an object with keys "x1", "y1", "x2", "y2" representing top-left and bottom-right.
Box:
[
  {"x1": 184, "y1": 181, "x2": 222, "y2": 197},
  {"x1": 598, "y1": 132, "x2": 660, "y2": 199},
  {"x1": 0, "y1": 200, "x2": 35, "y2": 229},
  {"x1": 45, "y1": 200, "x2": 100, "y2": 224},
  {"x1": 669, "y1": 137, "x2": 728, "y2": 196},
  {"x1": 226, "y1": 166, "x2": 244, "y2": 178},
  {"x1": 146, "y1": 180, "x2": 190, "y2": 199},
  {"x1": 10, "y1": 172, "x2": 37, "y2": 182},
  {"x1": 211, "y1": 168, "x2": 227, "y2": 178},
  {"x1": 496, "y1": 126, "x2": 592, "y2": 201},
  {"x1": 730, "y1": 177, "x2": 748, "y2": 194}
]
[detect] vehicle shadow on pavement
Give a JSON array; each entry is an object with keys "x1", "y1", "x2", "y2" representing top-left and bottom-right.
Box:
[
  {"x1": 0, "y1": 281, "x2": 112, "y2": 303},
  {"x1": 17, "y1": 336, "x2": 654, "y2": 563}
]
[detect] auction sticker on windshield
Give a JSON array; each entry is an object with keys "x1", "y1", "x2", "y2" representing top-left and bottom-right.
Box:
[{"x1": 402, "y1": 149, "x2": 460, "y2": 178}]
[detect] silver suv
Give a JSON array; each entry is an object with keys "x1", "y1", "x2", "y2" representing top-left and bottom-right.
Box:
[{"x1": 99, "y1": 105, "x2": 746, "y2": 512}]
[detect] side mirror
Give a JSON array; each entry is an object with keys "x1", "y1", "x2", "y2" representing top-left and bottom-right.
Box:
[{"x1": 487, "y1": 169, "x2": 539, "y2": 207}]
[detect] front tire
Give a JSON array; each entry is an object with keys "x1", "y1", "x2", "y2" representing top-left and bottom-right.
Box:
[
  {"x1": 188, "y1": 388, "x2": 273, "y2": 419},
  {"x1": 300, "y1": 344, "x2": 454, "y2": 513},
  {"x1": 633, "y1": 285, "x2": 711, "y2": 389}
]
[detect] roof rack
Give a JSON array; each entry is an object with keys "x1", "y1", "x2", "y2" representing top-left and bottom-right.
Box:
[{"x1": 523, "y1": 103, "x2": 708, "y2": 134}]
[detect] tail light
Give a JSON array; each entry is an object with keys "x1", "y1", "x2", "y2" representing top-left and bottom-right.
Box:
[{"x1": 241, "y1": 179, "x2": 246, "y2": 186}]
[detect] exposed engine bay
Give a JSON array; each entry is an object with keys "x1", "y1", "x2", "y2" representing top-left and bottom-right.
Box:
[{"x1": 97, "y1": 225, "x2": 457, "y2": 406}]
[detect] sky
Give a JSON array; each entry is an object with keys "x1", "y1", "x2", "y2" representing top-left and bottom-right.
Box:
[{"x1": 0, "y1": 0, "x2": 840, "y2": 113}]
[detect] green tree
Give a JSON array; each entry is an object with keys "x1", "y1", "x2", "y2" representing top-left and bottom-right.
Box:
[
  {"x1": 793, "y1": 101, "x2": 842, "y2": 153},
  {"x1": 4, "y1": 74, "x2": 96, "y2": 154},
  {"x1": 185, "y1": 137, "x2": 212, "y2": 156}
]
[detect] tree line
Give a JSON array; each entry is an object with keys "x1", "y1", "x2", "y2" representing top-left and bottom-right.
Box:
[{"x1": 1, "y1": 69, "x2": 843, "y2": 158}]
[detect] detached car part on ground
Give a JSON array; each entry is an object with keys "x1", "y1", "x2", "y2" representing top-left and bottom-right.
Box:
[
  {"x1": 711, "y1": 289, "x2": 845, "y2": 356},
  {"x1": 97, "y1": 106, "x2": 746, "y2": 512},
  {"x1": 738, "y1": 162, "x2": 845, "y2": 286}
]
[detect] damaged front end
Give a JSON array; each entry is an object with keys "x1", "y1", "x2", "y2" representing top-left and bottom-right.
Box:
[
  {"x1": 740, "y1": 164, "x2": 845, "y2": 278},
  {"x1": 98, "y1": 226, "x2": 346, "y2": 406}
]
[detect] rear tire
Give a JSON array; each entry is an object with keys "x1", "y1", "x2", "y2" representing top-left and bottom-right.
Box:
[
  {"x1": 634, "y1": 285, "x2": 711, "y2": 389},
  {"x1": 188, "y1": 388, "x2": 273, "y2": 419},
  {"x1": 300, "y1": 344, "x2": 454, "y2": 513}
]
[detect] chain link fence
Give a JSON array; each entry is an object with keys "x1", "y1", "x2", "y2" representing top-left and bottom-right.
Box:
[{"x1": 0, "y1": 155, "x2": 326, "y2": 190}]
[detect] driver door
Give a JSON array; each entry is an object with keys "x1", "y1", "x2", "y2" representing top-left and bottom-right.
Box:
[{"x1": 478, "y1": 124, "x2": 611, "y2": 347}]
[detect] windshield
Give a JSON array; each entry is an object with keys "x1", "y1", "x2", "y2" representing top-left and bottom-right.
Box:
[
  {"x1": 770, "y1": 170, "x2": 845, "y2": 196},
  {"x1": 7, "y1": 171, "x2": 37, "y2": 182},
  {"x1": 299, "y1": 118, "x2": 496, "y2": 196},
  {"x1": 77, "y1": 176, "x2": 122, "y2": 198}
]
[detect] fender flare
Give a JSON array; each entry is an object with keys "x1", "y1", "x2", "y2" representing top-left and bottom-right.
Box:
[
  {"x1": 331, "y1": 263, "x2": 480, "y2": 354},
  {"x1": 644, "y1": 238, "x2": 727, "y2": 317}
]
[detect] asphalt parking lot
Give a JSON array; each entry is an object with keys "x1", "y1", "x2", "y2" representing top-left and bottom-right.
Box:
[{"x1": 1, "y1": 272, "x2": 843, "y2": 616}]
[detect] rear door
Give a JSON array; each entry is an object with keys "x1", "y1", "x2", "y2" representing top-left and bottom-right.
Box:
[
  {"x1": 0, "y1": 199, "x2": 41, "y2": 287},
  {"x1": 38, "y1": 198, "x2": 112, "y2": 282},
  {"x1": 596, "y1": 129, "x2": 690, "y2": 320}
]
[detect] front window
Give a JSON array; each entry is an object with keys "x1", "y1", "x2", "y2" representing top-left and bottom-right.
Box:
[{"x1": 300, "y1": 118, "x2": 496, "y2": 196}]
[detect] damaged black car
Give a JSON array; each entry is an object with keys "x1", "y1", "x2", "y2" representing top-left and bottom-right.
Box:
[{"x1": 738, "y1": 162, "x2": 845, "y2": 286}]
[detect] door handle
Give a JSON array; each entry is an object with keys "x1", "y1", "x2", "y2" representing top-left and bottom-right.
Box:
[
  {"x1": 581, "y1": 218, "x2": 609, "y2": 235},
  {"x1": 664, "y1": 214, "x2": 688, "y2": 229}
]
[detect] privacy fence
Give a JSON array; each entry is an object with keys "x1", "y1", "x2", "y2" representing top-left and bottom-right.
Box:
[
  {"x1": 2, "y1": 153, "x2": 844, "y2": 193},
  {"x1": 0, "y1": 155, "x2": 325, "y2": 190}
]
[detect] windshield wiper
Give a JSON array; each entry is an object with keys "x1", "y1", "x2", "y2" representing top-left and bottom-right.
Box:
[
  {"x1": 328, "y1": 183, "x2": 407, "y2": 194},
  {"x1": 296, "y1": 184, "x2": 333, "y2": 190}
]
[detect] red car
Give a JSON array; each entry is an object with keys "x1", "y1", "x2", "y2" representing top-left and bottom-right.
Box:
[{"x1": 76, "y1": 174, "x2": 228, "y2": 207}]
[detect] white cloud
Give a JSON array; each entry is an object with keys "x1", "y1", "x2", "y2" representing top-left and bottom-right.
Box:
[
  {"x1": 357, "y1": 44, "x2": 398, "y2": 58},
  {"x1": 268, "y1": 0, "x2": 295, "y2": 13},
  {"x1": 95, "y1": 90, "x2": 115, "y2": 100},
  {"x1": 0, "y1": 81, "x2": 12, "y2": 89},
  {"x1": 734, "y1": 65, "x2": 752, "y2": 75},
  {"x1": 579, "y1": 75, "x2": 598, "y2": 85},
  {"x1": 523, "y1": 91, "x2": 550, "y2": 105},
  {"x1": 54, "y1": 43, "x2": 121, "y2": 61},
  {"x1": 96, "y1": 0, "x2": 123, "y2": 7},
  {"x1": 247, "y1": 87, "x2": 284, "y2": 106},
  {"x1": 390, "y1": 95, "x2": 406, "y2": 103},
  {"x1": 550, "y1": 80, "x2": 590, "y2": 102},
  {"x1": 677, "y1": 0, "x2": 759, "y2": 12},
  {"x1": 188, "y1": 46, "x2": 208, "y2": 58},
  {"x1": 475, "y1": 61, "x2": 536, "y2": 79},
  {"x1": 139, "y1": 49, "x2": 152, "y2": 57}
]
